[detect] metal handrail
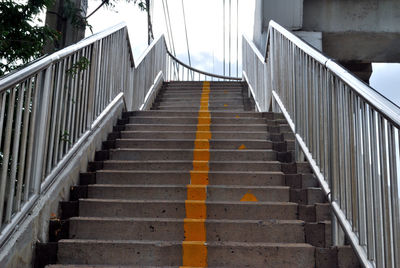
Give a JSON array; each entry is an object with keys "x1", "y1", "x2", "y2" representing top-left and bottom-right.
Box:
[
  {"x1": 0, "y1": 22, "x2": 130, "y2": 92},
  {"x1": 242, "y1": 19, "x2": 400, "y2": 268},
  {"x1": 0, "y1": 19, "x2": 242, "y2": 251},
  {"x1": 0, "y1": 22, "x2": 170, "y2": 249},
  {"x1": 166, "y1": 50, "x2": 241, "y2": 81},
  {"x1": 265, "y1": 20, "x2": 400, "y2": 128}
]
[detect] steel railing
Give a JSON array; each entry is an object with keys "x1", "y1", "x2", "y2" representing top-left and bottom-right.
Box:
[
  {"x1": 166, "y1": 51, "x2": 241, "y2": 82},
  {"x1": 0, "y1": 20, "x2": 243, "y2": 247},
  {"x1": 243, "y1": 20, "x2": 400, "y2": 268},
  {"x1": 0, "y1": 23, "x2": 173, "y2": 247}
]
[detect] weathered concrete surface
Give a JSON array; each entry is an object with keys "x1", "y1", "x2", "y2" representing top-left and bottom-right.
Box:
[
  {"x1": 0, "y1": 101, "x2": 124, "y2": 268},
  {"x1": 302, "y1": 0, "x2": 400, "y2": 33},
  {"x1": 253, "y1": 0, "x2": 400, "y2": 75}
]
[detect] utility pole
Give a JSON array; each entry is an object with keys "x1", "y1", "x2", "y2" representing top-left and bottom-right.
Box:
[
  {"x1": 147, "y1": 0, "x2": 154, "y2": 45},
  {"x1": 44, "y1": 0, "x2": 88, "y2": 53}
]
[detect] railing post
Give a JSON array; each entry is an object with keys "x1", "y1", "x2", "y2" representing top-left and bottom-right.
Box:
[
  {"x1": 87, "y1": 42, "x2": 98, "y2": 127},
  {"x1": 31, "y1": 66, "x2": 53, "y2": 194}
]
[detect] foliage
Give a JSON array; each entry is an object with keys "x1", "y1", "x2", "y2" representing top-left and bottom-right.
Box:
[
  {"x1": 66, "y1": 56, "x2": 90, "y2": 77},
  {"x1": 0, "y1": 0, "x2": 149, "y2": 77},
  {"x1": 0, "y1": 0, "x2": 60, "y2": 76}
]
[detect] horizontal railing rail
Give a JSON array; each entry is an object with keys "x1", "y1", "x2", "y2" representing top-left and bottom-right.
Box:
[
  {"x1": 166, "y1": 51, "x2": 241, "y2": 81},
  {"x1": 243, "y1": 20, "x2": 400, "y2": 268}
]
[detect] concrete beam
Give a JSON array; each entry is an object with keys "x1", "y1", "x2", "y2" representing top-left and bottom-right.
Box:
[
  {"x1": 303, "y1": 0, "x2": 400, "y2": 33},
  {"x1": 322, "y1": 32, "x2": 400, "y2": 63}
]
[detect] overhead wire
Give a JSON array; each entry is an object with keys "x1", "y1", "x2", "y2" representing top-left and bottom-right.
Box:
[
  {"x1": 181, "y1": 0, "x2": 192, "y2": 67},
  {"x1": 164, "y1": 0, "x2": 177, "y2": 56},
  {"x1": 162, "y1": 0, "x2": 174, "y2": 55},
  {"x1": 223, "y1": 0, "x2": 225, "y2": 76},
  {"x1": 229, "y1": 0, "x2": 231, "y2": 77},
  {"x1": 236, "y1": 0, "x2": 239, "y2": 77},
  {"x1": 162, "y1": 0, "x2": 178, "y2": 79}
]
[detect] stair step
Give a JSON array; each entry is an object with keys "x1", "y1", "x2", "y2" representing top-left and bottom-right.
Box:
[
  {"x1": 57, "y1": 240, "x2": 314, "y2": 267},
  {"x1": 69, "y1": 217, "x2": 304, "y2": 243},
  {"x1": 158, "y1": 96, "x2": 245, "y2": 101},
  {"x1": 96, "y1": 170, "x2": 285, "y2": 186},
  {"x1": 114, "y1": 139, "x2": 273, "y2": 149},
  {"x1": 156, "y1": 102, "x2": 244, "y2": 108},
  {"x1": 120, "y1": 131, "x2": 270, "y2": 139},
  {"x1": 127, "y1": 110, "x2": 264, "y2": 118},
  {"x1": 156, "y1": 107, "x2": 245, "y2": 111},
  {"x1": 159, "y1": 90, "x2": 243, "y2": 95},
  {"x1": 87, "y1": 185, "x2": 289, "y2": 202},
  {"x1": 129, "y1": 116, "x2": 267, "y2": 125},
  {"x1": 79, "y1": 199, "x2": 298, "y2": 220},
  {"x1": 109, "y1": 148, "x2": 277, "y2": 161},
  {"x1": 156, "y1": 99, "x2": 244, "y2": 104},
  {"x1": 124, "y1": 124, "x2": 269, "y2": 131},
  {"x1": 101, "y1": 160, "x2": 282, "y2": 171}
]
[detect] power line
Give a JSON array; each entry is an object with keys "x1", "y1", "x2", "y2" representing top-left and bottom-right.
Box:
[
  {"x1": 161, "y1": 0, "x2": 174, "y2": 55},
  {"x1": 163, "y1": 0, "x2": 177, "y2": 56},
  {"x1": 181, "y1": 0, "x2": 192, "y2": 67},
  {"x1": 236, "y1": 0, "x2": 239, "y2": 77},
  {"x1": 229, "y1": 0, "x2": 231, "y2": 77},
  {"x1": 223, "y1": 0, "x2": 225, "y2": 76}
]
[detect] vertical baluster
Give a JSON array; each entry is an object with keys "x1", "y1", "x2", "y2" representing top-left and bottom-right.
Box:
[
  {"x1": 46, "y1": 62, "x2": 62, "y2": 174},
  {"x1": 15, "y1": 78, "x2": 33, "y2": 211},
  {"x1": 355, "y1": 96, "x2": 366, "y2": 247},
  {"x1": 371, "y1": 111, "x2": 384, "y2": 267},
  {"x1": 348, "y1": 90, "x2": 358, "y2": 231},
  {"x1": 391, "y1": 128, "x2": 400, "y2": 267},
  {"x1": 5, "y1": 82, "x2": 25, "y2": 222},
  {"x1": 0, "y1": 86, "x2": 17, "y2": 227},
  {"x1": 23, "y1": 74, "x2": 40, "y2": 202},
  {"x1": 379, "y1": 118, "x2": 393, "y2": 267}
]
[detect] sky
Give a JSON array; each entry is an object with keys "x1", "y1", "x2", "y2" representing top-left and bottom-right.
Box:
[
  {"x1": 86, "y1": 0, "x2": 254, "y2": 77},
  {"x1": 84, "y1": 0, "x2": 400, "y2": 107}
]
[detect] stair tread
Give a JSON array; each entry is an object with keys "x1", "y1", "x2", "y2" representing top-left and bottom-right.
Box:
[
  {"x1": 59, "y1": 239, "x2": 312, "y2": 247},
  {"x1": 80, "y1": 198, "x2": 296, "y2": 205},
  {"x1": 88, "y1": 184, "x2": 289, "y2": 189},
  {"x1": 69, "y1": 216, "x2": 303, "y2": 224},
  {"x1": 97, "y1": 170, "x2": 284, "y2": 174}
]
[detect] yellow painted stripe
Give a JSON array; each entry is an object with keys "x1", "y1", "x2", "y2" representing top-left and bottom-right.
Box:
[{"x1": 182, "y1": 81, "x2": 211, "y2": 267}]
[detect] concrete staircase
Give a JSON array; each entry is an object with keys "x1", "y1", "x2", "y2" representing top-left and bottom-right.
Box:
[{"x1": 45, "y1": 81, "x2": 360, "y2": 267}]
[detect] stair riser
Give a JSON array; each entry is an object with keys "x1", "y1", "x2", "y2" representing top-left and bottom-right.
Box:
[
  {"x1": 128, "y1": 111, "x2": 264, "y2": 118},
  {"x1": 57, "y1": 241, "x2": 314, "y2": 267},
  {"x1": 124, "y1": 124, "x2": 269, "y2": 131},
  {"x1": 155, "y1": 102, "x2": 244, "y2": 107},
  {"x1": 120, "y1": 132, "x2": 270, "y2": 140},
  {"x1": 157, "y1": 97, "x2": 245, "y2": 102},
  {"x1": 87, "y1": 186, "x2": 289, "y2": 202},
  {"x1": 109, "y1": 150, "x2": 277, "y2": 161},
  {"x1": 155, "y1": 98, "x2": 243, "y2": 105},
  {"x1": 129, "y1": 117, "x2": 267, "y2": 125},
  {"x1": 115, "y1": 140, "x2": 273, "y2": 149},
  {"x1": 102, "y1": 161, "x2": 282, "y2": 172},
  {"x1": 159, "y1": 91, "x2": 243, "y2": 96},
  {"x1": 69, "y1": 219, "x2": 304, "y2": 243},
  {"x1": 159, "y1": 94, "x2": 243, "y2": 99},
  {"x1": 79, "y1": 200, "x2": 298, "y2": 220},
  {"x1": 156, "y1": 107, "x2": 245, "y2": 111},
  {"x1": 96, "y1": 171, "x2": 285, "y2": 186}
]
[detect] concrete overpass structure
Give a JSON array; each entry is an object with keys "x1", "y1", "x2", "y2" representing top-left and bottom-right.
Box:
[{"x1": 253, "y1": 0, "x2": 400, "y2": 81}]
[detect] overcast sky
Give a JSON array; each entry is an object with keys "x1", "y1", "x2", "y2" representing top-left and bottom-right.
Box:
[{"x1": 85, "y1": 0, "x2": 400, "y2": 107}]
